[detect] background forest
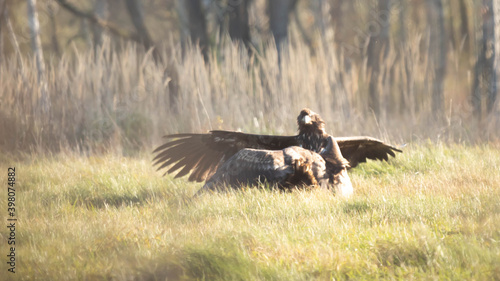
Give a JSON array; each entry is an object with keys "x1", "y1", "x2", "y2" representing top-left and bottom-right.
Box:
[{"x1": 1, "y1": 0, "x2": 499, "y2": 151}]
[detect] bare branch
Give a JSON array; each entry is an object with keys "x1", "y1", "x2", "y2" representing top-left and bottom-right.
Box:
[{"x1": 54, "y1": 0, "x2": 141, "y2": 44}]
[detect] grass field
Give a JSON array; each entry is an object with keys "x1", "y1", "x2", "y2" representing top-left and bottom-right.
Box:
[{"x1": 1, "y1": 144, "x2": 500, "y2": 280}]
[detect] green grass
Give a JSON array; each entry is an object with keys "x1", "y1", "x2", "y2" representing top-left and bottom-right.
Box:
[{"x1": 1, "y1": 144, "x2": 500, "y2": 280}]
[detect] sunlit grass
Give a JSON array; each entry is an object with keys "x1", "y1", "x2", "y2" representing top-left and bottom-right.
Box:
[{"x1": 1, "y1": 145, "x2": 499, "y2": 280}]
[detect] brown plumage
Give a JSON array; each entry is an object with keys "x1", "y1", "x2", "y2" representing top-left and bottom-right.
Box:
[
  {"x1": 196, "y1": 136, "x2": 353, "y2": 197},
  {"x1": 152, "y1": 108, "x2": 402, "y2": 182}
]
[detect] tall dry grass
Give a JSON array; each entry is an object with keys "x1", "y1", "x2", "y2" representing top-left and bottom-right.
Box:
[{"x1": 1, "y1": 35, "x2": 499, "y2": 154}]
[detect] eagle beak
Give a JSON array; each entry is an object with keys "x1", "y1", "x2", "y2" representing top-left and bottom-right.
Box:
[{"x1": 302, "y1": 115, "x2": 312, "y2": 125}]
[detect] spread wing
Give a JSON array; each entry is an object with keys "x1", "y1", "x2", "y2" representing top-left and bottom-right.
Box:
[
  {"x1": 335, "y1": 136, "x2": 402, "y2": 168},
  {"x1": 152, "y1": 130, "x2": 299, "y2": 182}
]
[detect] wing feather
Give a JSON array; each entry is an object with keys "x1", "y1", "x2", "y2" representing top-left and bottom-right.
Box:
[
  {"x1": 153, "y1": 131, "x2": 299, "y2": 182},
  {"x1": 160, "y1": 145, "x2": 207, "y2": 170},
  {"x1": 189, "y1": 151, "x2": 226, "y2": 182},
  {"x1": 152, "y1": 138, "x2": 188, "y2": 156},
  {"x1": 167, "y1": 157, "x2": 193, "y2": 175},
  {"x1": 155, "y1": 156, "x2": 185, "y2": 172},
  {"x1": 335, "y1": 136, "x2": 402, "y2": 168},
  {"x1": 175, "y1": 160, "x2": 201, "y2": 179},
  {"x1": 154, "y1": 144, "x2": 207, "y2": 171},
  {"x1": 188, "y1": 154, "x2": 211, "y2": 182},
  {"x1": 153, "y1": 131, "x2": 402, "y2": 181}
]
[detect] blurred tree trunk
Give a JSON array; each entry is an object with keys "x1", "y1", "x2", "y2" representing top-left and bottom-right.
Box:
[
  {"x1": 47, "y1": 3, "x2": 61, "y2": 56},
  {"x1": 330, "y1": 0, "x2": 343, "y2": 43},
  {"x1": 92, "y1": 0, "x2": 108, "y2": 47},
  {"x1": 269, "y1": 0, "x2": 296, "y2": 61},
  {"x1": 292, "y1": 3, "x2": 312, "y2": 47},
  {"x1": 446, "y1": 0, "x2": 456, "y2": 51},
  {"x1": 4, "y1": 7, "x2": 24, "y2": 73},
  {"x1": 124, "y1": 0, "x2": 153, "y2": 49},
  {"x1": 125, "y1": 0, "x2": 163, "y2": 62},
  {"x1": 366, "y1": 0, "x2": 391, "y2": 117},
  {"x1": 185, "y1": 0, "x2": 208, "y2": 60},
  {"x1": 491, "y1": 0, "x2": 499, "y2": 112},
  {"x1": 0, "y1": 0, "x2": 7, "y2": 62},
  {"x1": 427, "y1": 0, "x2": 447, "y2": 119},
  {"x1": 398, "y1": 0, "x2": 412, "y2": 115},
  {"x1": 176, "y1": 0, "x2": 189, "y2": 45},
  {"x1": 312, "y1": 0, "x2": 328, "y2": 37},
  {"x1": 398, "y1": 0, "x2": 407, "y2": 44},
  {"x1": 228, "y1": 0, "x2": 251, "y2": 46},
  {"x1": 27, "y1": 0, "x2": 50, "y2": 115},
  {"x1": 458, "y1": 0, "x2": 471, "y2": 53},
  {"x1": 124, "y1": 0, "x2": 180, "y2": 115},
  {"x1": 472, "y1": 0, "x2": 496, "y2": 119}
]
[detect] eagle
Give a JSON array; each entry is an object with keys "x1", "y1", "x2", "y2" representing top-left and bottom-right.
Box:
[
  {"x1": 152, "y1": 108, "x2": 402, "y2": 184},
  {"x1": 196, "y1": 136, "x2": 353, "y2": 197}
]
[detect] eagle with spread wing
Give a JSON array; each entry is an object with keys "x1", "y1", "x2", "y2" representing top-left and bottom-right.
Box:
[
  {"x1": 196, "y1": 136, "x2": 353, "y2": 197},
  {"x1": 153, "y1": 108, "x2": 401, "y2": 183}
]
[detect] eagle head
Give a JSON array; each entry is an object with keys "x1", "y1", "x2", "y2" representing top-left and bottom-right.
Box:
[{"x1": 297, "y1": 108, "x2": 326, "y2": 134}]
